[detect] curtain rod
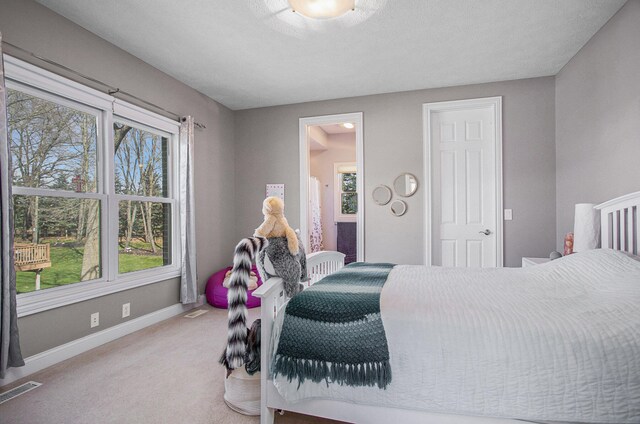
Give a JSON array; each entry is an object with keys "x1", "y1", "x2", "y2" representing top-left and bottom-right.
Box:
[{"x1": 2, "y1": 41, "x2": 206, "y2": 129}]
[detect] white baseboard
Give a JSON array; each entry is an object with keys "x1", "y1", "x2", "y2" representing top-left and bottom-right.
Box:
[{"x1": 1, "y1": 301, "x2": 199, "y2": 387}]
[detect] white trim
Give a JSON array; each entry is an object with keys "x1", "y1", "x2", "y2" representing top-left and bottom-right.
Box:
[
  {"x1": 17, "y1": 268, "x2": 180, "y2": 317},
  {"x1": 112, "y1": 111, "x2": 178, "y2": 140},
  {"x1": 299, "y1": 113, "x2": 364, "y2": 261},
  {"x1": 422, "y1": 97, "x2": 504, "y2": 267},
  {"x1": 1, "y1": 302, "x2": 196, "y2": 386},
  {"x1": 104, "y1": 109, "x2": 116, "y2": 284},
  {"x1": 595, "y1": 190, "x2": 640, "y2": 211},
  {"x1": 3, "y1": 54, "x2": 113, "y2": 110},
  {"x1": 11, "y1": 187, "x2": 105, "y2": 200},
  {"x1": 6, "y1": 54, "x2": 183, "y2": 315},
  {"x1": 114, "y1": 194, "x2": 173, "y2": 204},
  {"x1": 6, "y1": 78, "x2": 104, "y2": 120},
  {"x1": 595, "y1": 190, "x2": 640, "y2": 254},
  {"x1": 113, "y1": 99, "x2": 179, "y2": 133},
  {"x1": 3, "y1": 55, "x2": 179, "y2": 135}
]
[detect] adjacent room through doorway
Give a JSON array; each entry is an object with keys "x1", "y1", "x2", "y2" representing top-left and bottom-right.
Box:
[{"x1": 299, "y1": 113, "x2": 364, "y2": 263}]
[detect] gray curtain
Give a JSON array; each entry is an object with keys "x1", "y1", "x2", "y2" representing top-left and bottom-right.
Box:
[
  {"x1": 179, "y1": 116, "x2": 197, "y2": 304},
  {"x1": 0, "y1": 33, "x2": 25, "y2": 379}
]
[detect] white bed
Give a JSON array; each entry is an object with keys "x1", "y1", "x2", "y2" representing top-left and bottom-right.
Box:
[{"x1": 253, "y1": 191, "x2": 640, "y2": 424}]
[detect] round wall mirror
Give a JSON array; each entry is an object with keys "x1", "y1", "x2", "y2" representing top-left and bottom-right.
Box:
[
  {"x1": 393, "y1": 173, "x2": 418, "y2": 197},
  {"x1": 390, "y1": 200, "x2": 407, "y2": 217},
  {"x1": 372, "y1": 185, "x2": 392, "y2": 205}
]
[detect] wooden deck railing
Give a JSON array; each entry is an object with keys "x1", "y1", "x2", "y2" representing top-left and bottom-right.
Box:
[{"x1": 14, "y1": 243, "x2": 51, "y2": 272}]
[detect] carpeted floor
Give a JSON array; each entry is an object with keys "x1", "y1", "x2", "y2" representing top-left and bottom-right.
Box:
[{"x1": 0, "y1": 305, "x2": 346, "y2": 424}]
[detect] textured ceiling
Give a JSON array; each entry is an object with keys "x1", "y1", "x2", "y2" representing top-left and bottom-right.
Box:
[{"x1": 36, "y1": 0, "x2": 626, "y2": 110}]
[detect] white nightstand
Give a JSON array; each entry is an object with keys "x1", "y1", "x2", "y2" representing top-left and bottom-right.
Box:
[{"x1": 522, "y1": 257, "x2": 551, "y2": 267}]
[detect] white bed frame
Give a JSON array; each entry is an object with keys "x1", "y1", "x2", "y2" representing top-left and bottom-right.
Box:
[
  {"x1": 595, "y1": 190, "x2": 640, "y2": 256},
  {"x1": 252, "y1": 191, "x2": 640, "y2": 424}
]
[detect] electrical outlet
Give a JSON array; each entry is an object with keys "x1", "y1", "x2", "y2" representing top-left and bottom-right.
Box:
[
  {"x1": 90, "y1": 312, "x2": 99, "y2": 328},
  {"x1": 122, "y1": 303, "x2": 130, "y2": 318},
  {"x1": 504, "y1": 209, "x2": 513, "y2": 221}
]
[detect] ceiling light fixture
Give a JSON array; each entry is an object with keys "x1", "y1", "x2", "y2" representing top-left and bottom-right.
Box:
[
  {"x1": 341, "y1": 122, "x2": 355, "y2": 129},
  {"x1": 288, "y1": 0, "x2": 355, "y2": 20},
  {"x1": 253, "y1": 1, "x2": 387, "y2": 37}
]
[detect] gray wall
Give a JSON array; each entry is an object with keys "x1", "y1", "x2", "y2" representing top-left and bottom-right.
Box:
[
  {"x1": 11, "y1": 0, "x2": 635, "y2": 361},
  {"x1": 0, "y1": 0, "x2": 236, "y2": 357},
  {"x1": 235, "y1": 77, "x2": 556, "y2": 266},
  {"x1": 555, "y1": 0, "x2": 640, "y2": 249}
]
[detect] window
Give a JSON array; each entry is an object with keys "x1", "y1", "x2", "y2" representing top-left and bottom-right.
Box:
[
  {"x1": 113, "y1": 120, "x2": 172, "y2": 274},
  {"x1": 334, "y1": 162, "x2": 357, "y2": 221},
  {"x1": 9, "y1": 89, "x2": 103, "y2": 293},
  {"x1": 5, "y1": 56, "x2": 181, "y2": 315}
]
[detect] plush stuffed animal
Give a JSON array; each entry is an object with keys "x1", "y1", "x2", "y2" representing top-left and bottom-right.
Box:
[
  {"x1": 219, "y1": 236, "x2": 268, "y2": 376},
  {"x1": 256, "y1": 234, "x2": 308, "y2": 298},
  {"x1": 254, "y1": 196, "x2": 299, "y2": 255},
  {"x1": 244, "y1": 319, "x2": 261, "y2": 375}
]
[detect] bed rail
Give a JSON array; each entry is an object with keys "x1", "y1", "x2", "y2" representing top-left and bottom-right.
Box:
[
  {"x1": 252, "y1": 250, "x2": 345, "y2": 424},
  {"x1": 595, "y1": 190, "x2": 640, "y2": 256},
  {"x1": 305, "y1": 250, "x2": 346, "y2": 286}
]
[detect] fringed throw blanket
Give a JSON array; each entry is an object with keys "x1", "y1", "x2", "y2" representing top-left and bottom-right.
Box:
[{"x1": 272, "y1": 262, "x2": 395, "y2": 389}]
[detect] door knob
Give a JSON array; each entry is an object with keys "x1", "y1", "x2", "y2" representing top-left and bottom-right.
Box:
[{"x1": 479, "y1": 229, "x2": 491, "y2": 235}]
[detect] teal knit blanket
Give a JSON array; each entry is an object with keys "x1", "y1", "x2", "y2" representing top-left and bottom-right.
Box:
[{"x1": 272, "y1": 262, "x2": 395, "y2": 389}]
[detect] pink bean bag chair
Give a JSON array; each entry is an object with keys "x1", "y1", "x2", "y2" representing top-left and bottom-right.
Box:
[{"x1": 205, "y1": 265, "x2": 263, "y2": 309}]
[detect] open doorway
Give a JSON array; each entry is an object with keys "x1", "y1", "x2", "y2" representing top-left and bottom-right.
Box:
[{"x1": 299, "y1": 113, "x2": 364, "y2": 263}]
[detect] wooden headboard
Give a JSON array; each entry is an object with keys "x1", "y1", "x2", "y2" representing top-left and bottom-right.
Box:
[{"x1": 595, "y1": 191, "x2": 640, "y2": 256}]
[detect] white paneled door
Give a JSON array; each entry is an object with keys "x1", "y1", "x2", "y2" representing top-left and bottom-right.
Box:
[{"x1": 425, "y1": 98, "x2": 503, "y2": 267}]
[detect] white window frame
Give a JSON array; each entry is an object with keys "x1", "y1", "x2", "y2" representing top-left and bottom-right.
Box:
[
  {"x1": 4, "y1": 55, "x2": 182, "y2": 317},
  {"x1": 333, "y1": 162, "x2": 357, "y2": 223}
]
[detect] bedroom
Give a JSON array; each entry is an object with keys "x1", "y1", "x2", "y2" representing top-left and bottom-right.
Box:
[{"x1": 0, "y1": 1, "x2": 639, "y2": 423}]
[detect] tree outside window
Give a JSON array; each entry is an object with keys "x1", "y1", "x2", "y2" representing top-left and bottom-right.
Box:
[
  {"x1": 8, "y1": 86, "x2": 174, "y2": 294},
  {"x1": 9, "y1": 88, "x2": 101, "y2": 293},
  {"x1": 114, "y1": 121, "x2": 171, "y2": 274},
  {"x1": 334, "y1": 162, "x2": 357, "y2": 221},
  {"x1": 340, "y1": 172, "x2": 357, "y2": 215}
]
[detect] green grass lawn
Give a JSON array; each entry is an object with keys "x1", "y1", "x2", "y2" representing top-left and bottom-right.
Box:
[
  {"x1": 118, "y1": 253, "x2": 165, "y2": 274},
  {"x1": 16, "y1": 245, "x2": 164, "y2": 294}
]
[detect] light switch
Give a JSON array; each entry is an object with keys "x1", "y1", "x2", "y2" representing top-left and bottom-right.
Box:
[{"x1": 504, "y1": 209, "x2": 513, "y2": 221}]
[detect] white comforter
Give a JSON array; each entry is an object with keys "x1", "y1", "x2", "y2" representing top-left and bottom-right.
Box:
[{"x1": 273, "y1": 249, "x2": 640, "y2": 423}]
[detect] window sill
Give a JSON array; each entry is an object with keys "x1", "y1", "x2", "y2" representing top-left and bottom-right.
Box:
[
  {"x1": 17, "y1": 268, "x2": 181, "y2": 318},
  {"x1": 335, "y1": 216, "x2": 357, "y2": 223}
]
